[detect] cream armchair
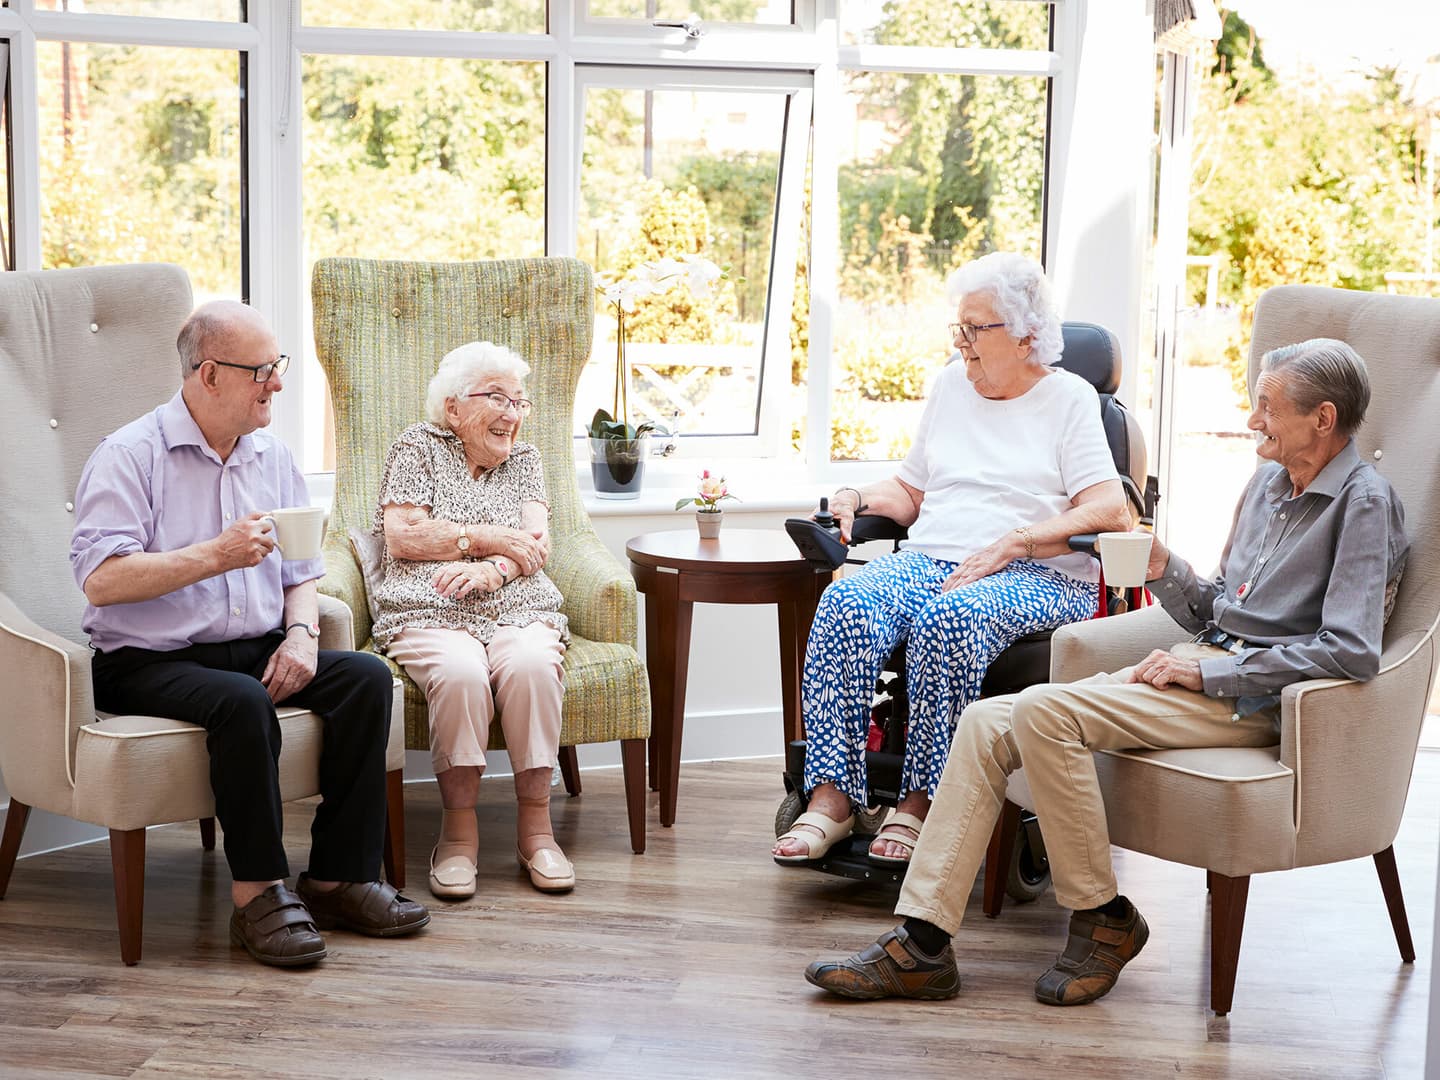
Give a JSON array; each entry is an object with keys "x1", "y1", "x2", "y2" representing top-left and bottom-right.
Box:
[
  {"x1": 0, "y1": 264, "x2": 408, "y2": 965},
  {"x1": 984, "y1": 284, "x2": 1440, "y2": 1014},
  {"x1": 310, "y1": 256, "x2": 650, "y2": 854}
]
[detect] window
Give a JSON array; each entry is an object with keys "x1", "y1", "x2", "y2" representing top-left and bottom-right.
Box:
[
  {"x1": 43, "y1": 0, "x2": 240, "y2": 17},
  {"x1": 1, "y1": 42, "x2": 11, "y2": 273},
  {"x1": 576, "y1": 70, "x2": 802, "y2": 445},
  {"x1": 840, "y1": 0, "x2": 1050, "y2": 50},
  {"x1": 303, "y1": 0, "x2": 545, "y2": 33},
  {"x1": 585, "y1": 1, "x2": 793, "y2": 26},
  {"x1": 35, "y1": 41, "x2": 244, "y2": 299}
]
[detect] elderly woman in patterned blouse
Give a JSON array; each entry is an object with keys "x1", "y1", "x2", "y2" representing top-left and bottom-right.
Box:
[{"x1": 372, "y1": 341, "x2": 572, "y2": 899}]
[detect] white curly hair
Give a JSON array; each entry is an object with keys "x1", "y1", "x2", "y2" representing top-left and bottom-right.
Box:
[
  {"x1": 945, "y1": 251, "x2": 1063, "y2": 366},
  {"x1": 425, "y1": 341, "x2": 531, "y2": 428}
]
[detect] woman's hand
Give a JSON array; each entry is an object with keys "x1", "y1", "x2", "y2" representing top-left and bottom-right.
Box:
[
  {"x1": 823, "y1": 490, "x2": 860, "y2": 544},
  {"x1": 942, "y1": 533, "x2": 1024, "y2": 591},
  {"x1": 432, "y1": 561, "x2": 503, "y2": 599},
  {"x1": 492, "y1": 527, "x2": 548, "y2": 576}
]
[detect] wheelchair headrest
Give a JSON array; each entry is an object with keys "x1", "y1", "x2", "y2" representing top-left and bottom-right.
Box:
[{"x1": 1057, "y1": 322, "x2": 1121, "y2": 394}]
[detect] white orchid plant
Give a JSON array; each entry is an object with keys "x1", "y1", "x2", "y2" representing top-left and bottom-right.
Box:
[{"x1": 588, "y1": 253, "x2": 727, "y2": 443}]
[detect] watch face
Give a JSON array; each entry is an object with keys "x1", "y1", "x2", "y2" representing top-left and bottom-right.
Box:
[{"x1": 457, "y1": 534, "x2": 471, "y2": 551}]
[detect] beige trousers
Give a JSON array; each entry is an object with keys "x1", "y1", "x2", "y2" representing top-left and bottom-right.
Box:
[
  {"x1": 895, "y1": 643, "x2": 1279, "y2": 934},
  {"x1": 387, "y1": 623, "x2": 566, "y2": 776}
]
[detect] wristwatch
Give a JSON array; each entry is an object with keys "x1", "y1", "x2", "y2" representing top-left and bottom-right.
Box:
[
  {"x1": 456, "y1": 524, "x2": 472, "y2": 558},
  {"x1": 286, "y1": 621, "x2": 321, "y2": 640}
]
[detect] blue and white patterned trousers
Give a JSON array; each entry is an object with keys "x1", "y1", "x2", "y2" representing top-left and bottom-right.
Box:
[{"x1": 801, "y1": 549, "x2": 1097, "y2": 807}]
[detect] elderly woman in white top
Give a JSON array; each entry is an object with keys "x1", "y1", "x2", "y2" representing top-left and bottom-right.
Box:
[
  {"x1": 373, "y1": 341, "x2": 573, "y2": 899},
  {"x1": 773, "y1": 252, "x2": 1131, "y2": 868}
]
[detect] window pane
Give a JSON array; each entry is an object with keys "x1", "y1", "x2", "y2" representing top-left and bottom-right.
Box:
[
  {"x1": 830, "y1": 70, "x2": 1047, "y2": 462},
  {"x1": 37, "y1": 43, "x2": 243, "y2": 298},
  {"x1": 586, "y1": 1, "x2": 793, "y2": 25},
  {"x1": 1, "y1": 46, "x2": 11, "y2": 273},
  {"x1": 840, "y1": 0, "x2": 1051, "y2": 50},
  {"x1": 303, "y1": 0, "x2": 544, "y2": 33},
  {"x1": 578, "y1": 84, "x2": 787, "y2": 439},
  {"x1": 302, "y1": 54, "x2": 545, "y2": 470},
  {"x1": 38, "y1": 0, "x2": 241, "y2": 18}
]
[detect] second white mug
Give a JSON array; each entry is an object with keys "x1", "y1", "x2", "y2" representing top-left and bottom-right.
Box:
[{"x1": 261, "y1": 506, "x2": 325, "y2": 561}]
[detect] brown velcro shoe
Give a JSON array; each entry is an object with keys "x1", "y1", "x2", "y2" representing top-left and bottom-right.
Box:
[
  {"x1": 805, "y1": 926, "x2": 961, "y2": 1001},
  {"x1": 1035, "y1": 897, "x2": 1149, "y2": 1006},
  {"x1": 296, "y1": 875, "x2": 431, "y2": 938},
  {"x1": 229, "y1": 883, "x2": 327, "y2": 968}
]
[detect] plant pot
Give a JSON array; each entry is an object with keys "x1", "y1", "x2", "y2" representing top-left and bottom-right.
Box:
[
  {"x1": 696, "y1": 509, "x2": 723, "y2": 539},
  {"x1": 589, "y1": 437, "x2": 645, "y2": 500}
]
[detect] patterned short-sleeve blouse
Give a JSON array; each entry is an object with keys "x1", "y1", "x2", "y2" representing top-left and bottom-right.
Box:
[{"x1": 370, "y1": 422, "x2": 568, "y2": 652}]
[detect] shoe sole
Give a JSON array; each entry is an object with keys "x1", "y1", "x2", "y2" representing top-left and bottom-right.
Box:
[
  {"x1": 229, "y1": 924, "x2": 327, "y2": 967},
  {"x1": 804, "y1": 966, "x2": 960, "y2": 1001},
  {"x1": 308, "y1": 911, "x2": 432, "y2": 938}
]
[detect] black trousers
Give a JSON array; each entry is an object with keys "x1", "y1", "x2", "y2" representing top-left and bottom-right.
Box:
[{"x1": 92, "y1": 634, "x2": 393, "y2": 883}]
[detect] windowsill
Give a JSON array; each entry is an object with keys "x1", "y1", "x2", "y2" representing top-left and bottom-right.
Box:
[{"x1": 576, "y1": 456, "x2": 831, "y2": 517}]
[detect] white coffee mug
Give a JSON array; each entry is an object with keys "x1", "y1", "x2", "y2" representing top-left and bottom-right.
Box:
[
  {"x1": 261, "y1": 506, "x2": 325, "y2": 562},
  {"x1": 1097, "y1": 531, "x2": 1154, "y2": 589}
]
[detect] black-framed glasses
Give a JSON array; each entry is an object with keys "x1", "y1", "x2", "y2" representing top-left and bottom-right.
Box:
[
  {"x1": 948, "y1": 321, "x2": 1007, "y2": 344},
  {"x1": 193, "y1": 355, "x2": 291, "y2": 382},
  {"x1": 466, "y1": 391, "x2": 533, "y2": 416}
]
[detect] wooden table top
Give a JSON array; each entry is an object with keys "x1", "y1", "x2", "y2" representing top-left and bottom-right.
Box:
[{"x1": 625, "y1": 528, "x2": 821, "y2": 574}]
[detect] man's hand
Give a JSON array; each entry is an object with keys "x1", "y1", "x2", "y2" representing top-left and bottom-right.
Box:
[
  {"x1": 261, "y1": 632, "x2": 318, "y2": 704},
  {"x1": 942, "y1": 532, "x2": 1024, "y2": 591},
  {"x1": 211, "y1": 512, "x2": 277, "y2": 572},
  {"x1": 433, "y1": 561, "x2": 503, "y2": 599},
  {"x1": 1127, "y1": 648, "x2": 1204, "y2": 692},
  {"x1": 1145, "y1": 534, "x2": 1171, "y2": 582},
  {"x1": 493, "y1": 527, "x2": 547, "y2": 576}
]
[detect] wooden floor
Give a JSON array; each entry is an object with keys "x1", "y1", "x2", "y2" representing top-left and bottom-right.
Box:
[{"x1": 0, "y1": 754, "x2": 1435, "y2": 1079}]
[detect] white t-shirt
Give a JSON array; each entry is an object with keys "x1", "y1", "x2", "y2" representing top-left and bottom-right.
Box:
[{"x1": 895, "y1": 363, "x2": 1119, "y2": 582}]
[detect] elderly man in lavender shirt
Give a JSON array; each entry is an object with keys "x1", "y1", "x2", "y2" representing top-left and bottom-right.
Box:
[{"x1": 70, "y1": 300, "x2": 429, "y2": 967}]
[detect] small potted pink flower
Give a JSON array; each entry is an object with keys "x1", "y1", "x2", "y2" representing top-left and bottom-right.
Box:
[{"x1": 675, "y1": 469, "x2": 738, "y2": 538}]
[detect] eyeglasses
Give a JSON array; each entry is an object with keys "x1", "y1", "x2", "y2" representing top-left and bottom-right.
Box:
[
  {"x1": 948, "y1": 321, "x2": 1007, "y2": 344},
  {"x1": 193, "y1": 355, "x2": 291, "y2": 382},
  {"x1": 466, "y1": 391, "x2": 533, "y2": 416}
]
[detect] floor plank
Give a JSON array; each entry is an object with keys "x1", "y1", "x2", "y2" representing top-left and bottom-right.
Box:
[{"x1": 0, "y1": 753, "x2": 1433, "y2": 1079}]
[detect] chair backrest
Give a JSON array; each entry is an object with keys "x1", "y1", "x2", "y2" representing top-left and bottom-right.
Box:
[
  {"x1": 311, "y1": 256, "x2": 595, "y2": 554},
  {"x1": 1248, "y1": 286, "x2": 1440, "y2": 646},
  {"x1": 0, "y1": 264, "x2": 194, "y2": 642}
]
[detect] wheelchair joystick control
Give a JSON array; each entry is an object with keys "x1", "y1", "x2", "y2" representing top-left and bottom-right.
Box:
[{"x1": 813, "y1": 496, "x2": 836, "y2": 531}]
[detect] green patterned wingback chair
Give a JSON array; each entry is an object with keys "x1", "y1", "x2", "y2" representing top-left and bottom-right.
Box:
[{"x1": 312, "y1": 257, "x2": 649, "y2": 854}]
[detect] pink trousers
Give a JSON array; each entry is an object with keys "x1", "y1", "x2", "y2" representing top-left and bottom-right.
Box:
[{"x1": 386, "y1": 623, "x2": 566, "y2": 776}]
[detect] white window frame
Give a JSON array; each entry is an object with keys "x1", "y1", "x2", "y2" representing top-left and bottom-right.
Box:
[{"x1": 0, "y1": 0, "x2": 1135, "y2": 499}]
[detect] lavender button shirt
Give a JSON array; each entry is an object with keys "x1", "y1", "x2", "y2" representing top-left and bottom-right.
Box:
[{"x1": 70, "y1": 391, "x2": 324, "y2": 653}]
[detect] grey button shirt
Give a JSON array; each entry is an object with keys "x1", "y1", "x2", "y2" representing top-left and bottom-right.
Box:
[{"x1": 1150, "y1": 440, "x2": 1408, "y2": 701}]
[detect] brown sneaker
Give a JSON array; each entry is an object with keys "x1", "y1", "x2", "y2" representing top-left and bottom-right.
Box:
[
  {"x1": 805, "y1": 926, "x2": 961, "y2": 1001},
  {"x1": 1034, "y1": 897, "x2": 1149, "y2": 1006},
  {"x1": 228, "y1": 883, "x2": 327, "y2": 968},
  {"x1": 296, "y1": 875, "x2": 431, "y2": 938}
]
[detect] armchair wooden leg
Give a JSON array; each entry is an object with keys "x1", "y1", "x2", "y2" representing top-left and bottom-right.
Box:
[
  {"x1": 199, "y1": 817, "x2": 216, "y2": 852},
  {"x1": 109, "y1": 827, "x2": 146, "y2": 966},
  {"x1": 621, "y1": 738, "x2": 647, "y2": 855},
  {"x1": 1209, "y1": 872, "x2": 1250, "y2": 1015},
  {"x1": 558, "y1": 746, "x2": 582, "y2": 797},
  {"x1": 983, "y1": 799, "x2": 1023, "y2": 918},
  {"x1": 0, "y1": 799, "x2": 33, "y2": 899},
  {"x1": 382, "y1": 769, "x2": 406, "y2": 890},
  {"x1": 1373, "y1": 846, "x2": 1416, "y2": 963}
]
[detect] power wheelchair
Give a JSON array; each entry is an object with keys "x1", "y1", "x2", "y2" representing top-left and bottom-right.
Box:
[{"x1": 780, "y1": 322, "x2": 1158, "y2": 904}]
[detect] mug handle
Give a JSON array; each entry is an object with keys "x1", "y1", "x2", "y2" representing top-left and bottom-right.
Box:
[{"x1": 258, "y1": 514, "x2": 280, "y2": 555}]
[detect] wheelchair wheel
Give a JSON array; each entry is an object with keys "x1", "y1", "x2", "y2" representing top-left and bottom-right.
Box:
[
  {"x1": 1005, "y1": 813, "x2": 1051, "y2": 903},
  {"x1": 774, "y1": 790, "x2": 805, "y2": 838}
]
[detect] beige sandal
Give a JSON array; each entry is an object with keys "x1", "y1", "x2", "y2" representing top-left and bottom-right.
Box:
[
  {"x1": 867, "y1": 810, "x2": 924, "y2": 868},
  {"x1": 774, "y1": 811, "x2": 856, "y2": 864}
]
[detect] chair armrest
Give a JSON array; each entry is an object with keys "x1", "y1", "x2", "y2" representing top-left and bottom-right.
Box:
[
  {"x1": 0, "y1": 589, "x2": 91, "y2": 809},
  {"x1": 547, "y1": 529, "x2": 638, "y2": 647},
  {"x1": 1048, "y1": 602, "x2": 1185, "y2": 683},
  {"x1": 1281, "y1": 625, "x2": 1438, "y2": 865},
  {"x1": 319, "y1": 537, "x2": 373, "y2": 648},
  {"x1": 317, "y1": 593, "x2": 355, "y2": 652}
]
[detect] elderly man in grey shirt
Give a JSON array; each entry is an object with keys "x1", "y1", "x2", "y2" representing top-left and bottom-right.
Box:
[{"x1": 804, "y1": 337, "x2": 1409, "y2": 1009}]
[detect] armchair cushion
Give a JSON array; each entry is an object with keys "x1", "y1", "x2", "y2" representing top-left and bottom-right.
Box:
[{"x1": 348, "y1": 527, "x2": 386, "y2": 626}]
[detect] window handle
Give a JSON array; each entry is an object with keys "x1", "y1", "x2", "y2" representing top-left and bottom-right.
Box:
[{"x1": 652, "y1": 15, "x2": 705, "y2": 39}]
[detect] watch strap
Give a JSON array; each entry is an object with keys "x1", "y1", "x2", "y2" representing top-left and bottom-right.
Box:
[{"x1": 285, "y1": 621, "x2": 321, "y2": 640}]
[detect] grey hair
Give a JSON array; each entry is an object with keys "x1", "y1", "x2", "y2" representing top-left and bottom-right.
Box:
[
  {"x1": 1260, "y1": 337, "x2": 1371, "y2": 436},
  {"x1": 425, "y1": 341, "x2": 531, "y2": 427},
  {"x1": 945, "y1": 251, "x2": 1063, "y2": 366},
  {"x1": 176, "y1": 299, "x2": 254, "y2": 381}
]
